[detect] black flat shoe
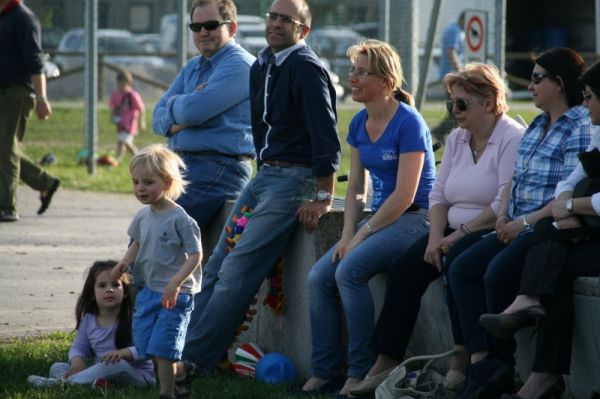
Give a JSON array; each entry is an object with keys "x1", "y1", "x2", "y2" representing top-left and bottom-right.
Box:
[
  {"x1": 479, "y1": 305, "x2": 546, "y2": 341},
  {"x1": 458, "y1": 354, "x2": 514, "y2": 399},
  {"x1": 38, "y1": 179, "x2": 60, "y2": 215}
]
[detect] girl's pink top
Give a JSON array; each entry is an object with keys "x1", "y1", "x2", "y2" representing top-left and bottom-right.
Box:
[
  {"x1": 428, "y1": 114, "x2": 524, "y2": 230},
  {"x1": 109, "y1": 87, "x2": 145, "y2": 135}
]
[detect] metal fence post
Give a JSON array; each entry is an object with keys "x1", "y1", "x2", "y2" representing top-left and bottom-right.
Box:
[
  {"x1": 84, "y1": 0, "x2": 98, "y2": 175},
  {"x1": 176, "y1": 0, "x2": 188, "y2": 71}
]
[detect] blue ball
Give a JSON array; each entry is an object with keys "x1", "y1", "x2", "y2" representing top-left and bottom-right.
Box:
[{"x1": 255, "y1": 352, "x2": 296, "y2": 384}]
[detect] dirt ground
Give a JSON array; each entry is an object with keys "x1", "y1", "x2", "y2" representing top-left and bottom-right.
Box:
[{"x1": 0, "y1": 185, "x2": 139, "y2": 340}]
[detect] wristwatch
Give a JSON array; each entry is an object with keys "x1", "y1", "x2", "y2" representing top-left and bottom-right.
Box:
[
  {"x1": 316, "y1": 190, "x2": 332, "y2": 202},
  {"x1": 566, "y1": 199, "x2": 574, "y2": 214}
]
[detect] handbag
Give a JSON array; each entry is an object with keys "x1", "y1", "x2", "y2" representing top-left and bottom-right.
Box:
[
  {"x1": 572, "y1": 177, "x2": 600, "y2": 227},
  {"x1": 577, "y1": 148, "x2": 600, "y2": 178},
  {"x1": 376, "y1": 349, "x2": 456, "y2": 399}
]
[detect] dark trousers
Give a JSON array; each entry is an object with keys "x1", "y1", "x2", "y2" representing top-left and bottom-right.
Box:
[
  {"x1": 370, "y1": 228, "x2": 491, "y2": 361},
  {"x1": 0, "y1": 85, "x2": 55, "y2": 213},
  {"x1": 520, "y1": 217, "x2": 600, "y2": 374},
  {"x1": 449, "y1": 231, "x2": 533, "y2": 364}
]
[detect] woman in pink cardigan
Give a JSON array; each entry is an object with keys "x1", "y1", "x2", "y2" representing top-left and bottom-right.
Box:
[{"x1": 349, "y1": 63, "x2": 525, "y2": 396}]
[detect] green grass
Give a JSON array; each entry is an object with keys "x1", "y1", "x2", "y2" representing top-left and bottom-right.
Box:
[
  {"x1": 24, "y1": 101, "x2": 539, "y2": 197},
  {"x1": 0, "y1": 332, "x2": 328, "y2": 398}
]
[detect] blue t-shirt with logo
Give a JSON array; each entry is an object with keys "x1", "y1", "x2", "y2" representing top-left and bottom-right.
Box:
[{"x1": 346, "y1": 103, "x2": 436, "y2": 212}]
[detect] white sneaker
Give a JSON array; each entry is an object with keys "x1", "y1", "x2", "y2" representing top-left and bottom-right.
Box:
[{"x1": 27, "y1": 375, "x2": 61, "y2": 387}]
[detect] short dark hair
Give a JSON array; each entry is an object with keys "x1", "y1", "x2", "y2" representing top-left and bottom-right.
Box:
[
  {"x1": 581, "y1": 62, "x2": 600, "y2": 96},
  {"x1": 189, "y1": 0, "x2": 237, "y2": 22},
  {"x1": 116, "y1": 69, "x2": 132, "y2": 85}
]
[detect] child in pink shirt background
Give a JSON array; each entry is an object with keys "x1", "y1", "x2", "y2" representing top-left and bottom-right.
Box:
[{"x1": 109, "y1": 69, "x2": 146, "y2": 162}]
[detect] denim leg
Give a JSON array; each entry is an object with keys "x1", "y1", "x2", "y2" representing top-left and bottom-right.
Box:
[
  {"x1": 308, "y1": 245, "x2": 345, "y2": 380},
  {"x1": 185, "y1": 178, "x2": 259, "y2": 341},
  {"x1": 182, "y1": 166, "x2": 314, "y2": 371},
  {"x1": 444, "y1": 229, "x2": 493, "y2": 346},
  {"x1": 176, "y1": 154, "x2": 252, "y2": 230},
  {"x1": 309, "y1": 211, "x2": 429, "y2": 379},
  {"x1": 449, "y1": 233, "x2": 504, "y2": 356}
]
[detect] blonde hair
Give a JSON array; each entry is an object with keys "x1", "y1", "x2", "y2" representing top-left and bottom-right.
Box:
[
  {"x1": 347, "y1": 39, "x2": 414, "y2": 106},
  {"x1": 129, "y1": 144, "x2": 187, "y2": 200},
  {"x1": 443, "y1": 63, "x2": 509, "y2": 115}
]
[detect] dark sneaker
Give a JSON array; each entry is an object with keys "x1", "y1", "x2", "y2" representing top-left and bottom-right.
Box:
[
  {"x1": 38, "y1": 179, "x2": 60, "y2": 215},
  {"x1": 0, "y1": 210, "x2": 18, "y2": 222}
]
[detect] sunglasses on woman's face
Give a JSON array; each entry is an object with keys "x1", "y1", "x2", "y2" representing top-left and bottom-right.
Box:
[
  {"x1": 531, "y1": 72, "x2": 554, "y2": 85},
  {"x1": 446, "y1": 98, "x2": 476, "y2": 113},
  {"x1": 188, "y1": 20, "x2": 230, "y2": 32}
]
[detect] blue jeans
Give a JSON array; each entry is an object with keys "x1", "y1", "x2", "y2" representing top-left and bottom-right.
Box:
[
  {"x1": 182, "y1": 164, "x2": 314, "y2": 371},
  {"x1": 307, "y1": 210, "x2": 429, "y2": 379},
  {"x1": 176, "y1": 153, "x2": 252, "y2": 229},
  {"x1": 449, "y1": 231, "x2": 532, "y2": 363}
]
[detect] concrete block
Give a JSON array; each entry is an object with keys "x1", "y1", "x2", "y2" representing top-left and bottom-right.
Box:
[
  {"x1": 204, "y1": 203, "x2": 600, "y2": 396},
  {"x1": 230, "y1": 209, "x2": 453, "y2": 381}
]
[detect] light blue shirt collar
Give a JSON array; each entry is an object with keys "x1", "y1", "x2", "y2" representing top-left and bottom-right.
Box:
[
  {"x1": 197, "y1": 39, "x2": 237, "y2": 70},
  {"x1": 258, "y1": 41, "x2": 306, "y2": 66}
]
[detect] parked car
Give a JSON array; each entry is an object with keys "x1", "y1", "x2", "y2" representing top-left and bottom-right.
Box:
[
  {"x1": 53, "y1": 28, "x2": 166, "y2": 72},
  {"x1": 236, "y1": 22, "x2": 266, "y2": 43},
  {"x1": 307, "y1": 27, "x2": 365, "y2": 99},
  {"x1": 237, "y1": 14, "x2": 265, "y2": 25},
  {"x1": 41, "y1": 26, "x2": 64, "y2": 52},
  {"x1": 135, "y1": 33, "x2": 162, "y2": 52},
  {"x1": 238, "y1": 35, "x2": 267, "y2": 56}
]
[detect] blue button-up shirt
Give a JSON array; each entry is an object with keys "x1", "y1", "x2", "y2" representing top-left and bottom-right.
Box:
[
  {"x1": 152, "y1": 40, "x2": 256, "y2": 157},
  {"x1": 508, "y1": 105, "x2": 591, "y2": 218}
]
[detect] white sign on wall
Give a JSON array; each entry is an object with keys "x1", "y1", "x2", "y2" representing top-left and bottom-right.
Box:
[{"x1": 464, "y1": 9, "x2": 488, "y2": 63}]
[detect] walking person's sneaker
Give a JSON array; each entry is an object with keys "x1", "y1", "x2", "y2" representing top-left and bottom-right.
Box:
[
  {"x1": 27, "y1": 375, "x2": 61, "y2": 387},
  {"x1": 0, "y1": 210, "x2": 18, "y2": 222},
  {"x1": 38, "y1": 178, "x2": 60, "y2": 215}
]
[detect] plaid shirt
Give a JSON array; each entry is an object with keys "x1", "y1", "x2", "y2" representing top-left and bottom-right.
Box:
[{"x1": 508, "y1": 106, "x2": 591, "y2": 219}]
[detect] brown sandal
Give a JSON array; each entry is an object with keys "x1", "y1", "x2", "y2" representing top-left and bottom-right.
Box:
[{"x1": 174, "y1": 361, "x2": 198, "y2": 398}]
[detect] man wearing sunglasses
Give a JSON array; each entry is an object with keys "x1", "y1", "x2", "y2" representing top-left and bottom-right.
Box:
[
  {"x1": 152, "y1": 0, "x2": 255, "y2": 236},
  {"x1": 177, "y1": 0, "x2": 341, "y2": 382}
]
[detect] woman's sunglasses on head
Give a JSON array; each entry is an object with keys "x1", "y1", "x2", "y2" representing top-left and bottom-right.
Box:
[{"x1": 189, "y1": 20, "x2": 230, "y2": 32}]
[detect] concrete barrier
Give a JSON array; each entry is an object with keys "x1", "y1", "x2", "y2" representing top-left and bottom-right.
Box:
[{"x1": 204, "y1": 202, "x2": 599, "y2": 398}]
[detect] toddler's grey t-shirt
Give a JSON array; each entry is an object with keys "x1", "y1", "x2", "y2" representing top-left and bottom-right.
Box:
[{"x1": 128, "y1": 205, "x2": 201, "y2": 294}]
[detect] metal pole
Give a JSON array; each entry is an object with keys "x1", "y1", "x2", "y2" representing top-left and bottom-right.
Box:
[
  {"x1": 416, "y1": 0, "x2": 444, "y2": 110},
  {"x1": 176, "y1": 0, "x2": 188, "y2": 71},
  {"x1": 84, "y1": 0, "x2": 97, "y2": 175},
  {"x1": 494, "y1": 0, "x2": 507, "y2": 76},
  {"x1": 380, "y1": 0, "x2": 390, "y2": 42}
]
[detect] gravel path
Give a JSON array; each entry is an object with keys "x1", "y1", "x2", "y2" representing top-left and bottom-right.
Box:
[{"x1": 0, "y1": 185, "x2": 138, "y2": 340}]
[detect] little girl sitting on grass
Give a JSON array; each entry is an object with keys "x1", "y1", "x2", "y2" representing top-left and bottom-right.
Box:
[{"x1": 27, "y1": 260, "x2": 155, "y2": 387}]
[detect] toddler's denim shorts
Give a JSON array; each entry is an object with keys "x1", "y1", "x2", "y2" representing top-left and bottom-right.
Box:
[{"x1": 133, "y1": 287, "x2": 194, "y2": 361}]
